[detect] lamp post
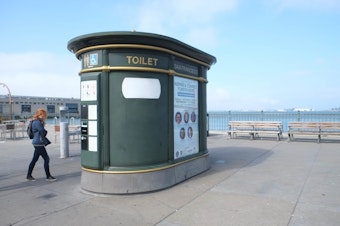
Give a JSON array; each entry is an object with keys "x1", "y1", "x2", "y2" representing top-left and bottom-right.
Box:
[{"x1": 0, "y1": 83, "x2": 13, "y2": 120}]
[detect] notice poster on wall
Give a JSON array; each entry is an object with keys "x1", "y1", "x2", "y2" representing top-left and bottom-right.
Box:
[
  {"x1": 88, "y1": 136, "x2": 98, "y2": 152},
  {"x1": 174, "y1": 76, "x2": 199, "y2": 159},
  {"x1": 81, "y1": 80, "x2": 97, "y2": 101}
]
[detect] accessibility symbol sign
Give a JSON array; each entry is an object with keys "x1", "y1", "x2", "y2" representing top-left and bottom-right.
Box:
[{"x1": 90, "y1": 53, "x2": 98, "y2": 66}]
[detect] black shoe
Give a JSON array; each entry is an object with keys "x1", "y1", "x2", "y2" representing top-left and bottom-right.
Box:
[
  {"x1": 46, "y1": 176, "x2": 57, "y2": 181},
  {"x1": 26, "y1": 176, "x2": 36, "y2": 181}
]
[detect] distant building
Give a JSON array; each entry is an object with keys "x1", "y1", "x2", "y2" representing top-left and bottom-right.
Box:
[
  {"x1": 0, "y1": 95, "x2": 80, "y2": 121},
  {"x1": 293, "y1": 108, "x2": 314, "y2": 112}
]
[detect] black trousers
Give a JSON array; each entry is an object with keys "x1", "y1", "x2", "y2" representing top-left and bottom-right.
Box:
[{"x1": 27, "y1": 146, "x2": 51, "y2": 178}]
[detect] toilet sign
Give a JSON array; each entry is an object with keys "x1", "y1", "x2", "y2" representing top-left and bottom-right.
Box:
[{"x1": 82, "y1": 52, "x2": 100, "y2": 68}]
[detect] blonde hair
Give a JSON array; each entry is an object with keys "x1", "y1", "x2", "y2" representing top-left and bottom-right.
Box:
[{"x1": 33, "y1": 108, "x2": 47, "y2": 124}]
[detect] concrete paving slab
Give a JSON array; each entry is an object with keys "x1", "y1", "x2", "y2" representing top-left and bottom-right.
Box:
[
  {"x1": 1, "y1": 133, "x2": 340, "y2": 226},
  {"x1": 157, "y1": 191, "x2": 294, "y2": 226},
  {"x1": 289, "y1": 202, "x2": 340, "y2": 226}
]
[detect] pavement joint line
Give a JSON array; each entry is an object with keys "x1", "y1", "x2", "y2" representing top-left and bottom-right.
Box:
[{"x1": 287, "y1": 142, "x2": 322, "y2": 225}]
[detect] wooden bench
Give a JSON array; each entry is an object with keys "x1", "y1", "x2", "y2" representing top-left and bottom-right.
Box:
[
  {"x1": 54, "y1": 125, "x2": 60, "y2": 143},
  {"x1": 0, "y1": 124, "x2": 6, "y2": 142},
  {"x1": 54, "y1": 125, "x2": 80, "y2": 143},
  {"x1": 68, "y1": 125, "x2": 81, "y2": 143},
  {"x1": 14, "y1": 122, "x2": 26, "y2": 139},
  {"x1": 227, "y1": 121, "x2": 283, "y2": 140},
  {"x1": 288, "y1": 122, "x2": 340, "y2": 142},
  {"x1": 5, "y1": 124, "x2": 15, "y2": 139}
]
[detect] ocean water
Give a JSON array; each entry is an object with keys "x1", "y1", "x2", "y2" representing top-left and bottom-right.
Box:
[
  {"x1": 46, "y1": 117, "x2": 80, "y2": 126},
  {"x1": 208, "y1": 111, "x2": 340, "y2": 132},
  {"x1": 46, "y1": 111, "x2": 340, "y2": 133}
]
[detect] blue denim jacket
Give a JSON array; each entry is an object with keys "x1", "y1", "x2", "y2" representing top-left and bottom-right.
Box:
[{"x1": 32, "y1": 119, "x2": 48, "y2": 146}]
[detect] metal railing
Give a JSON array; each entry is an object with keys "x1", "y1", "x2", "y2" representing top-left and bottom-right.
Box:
[{"x1": 208, "y1": 111, "x2": 340, "y2": 132}]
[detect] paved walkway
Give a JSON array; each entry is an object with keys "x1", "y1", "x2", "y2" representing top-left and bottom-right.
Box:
[{"x1": 1, "y1": 133, "x2": 340, "y2": 226}]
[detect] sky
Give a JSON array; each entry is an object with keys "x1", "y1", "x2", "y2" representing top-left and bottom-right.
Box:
[{"x1": 1, "y1": 0, "x2": 340, "y2": 111}]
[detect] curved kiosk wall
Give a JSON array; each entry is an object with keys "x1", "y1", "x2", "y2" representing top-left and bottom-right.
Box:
[{"x1": 67, "y1": 31, "x2": 216, "y2": 194}]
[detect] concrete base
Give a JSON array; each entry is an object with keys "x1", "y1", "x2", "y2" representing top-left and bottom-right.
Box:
[{"x1": 81, "y1": 154, "x2": 210, "y2": 194}]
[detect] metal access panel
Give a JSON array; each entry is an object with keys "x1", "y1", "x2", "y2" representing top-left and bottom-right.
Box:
[{"x1": 80, "y1": 72, "x2": 101, "y2": 169}]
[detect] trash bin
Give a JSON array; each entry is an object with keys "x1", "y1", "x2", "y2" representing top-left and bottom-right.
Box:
[{"x1": 68, "y1": 31, "x2": 216, "y2": 194}]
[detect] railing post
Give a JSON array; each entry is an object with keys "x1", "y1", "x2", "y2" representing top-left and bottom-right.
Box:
[{"x1": 59, "y1": 106, "x2": 69, "y2": 158}]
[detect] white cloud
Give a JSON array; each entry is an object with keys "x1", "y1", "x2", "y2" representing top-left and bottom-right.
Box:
[
  {"x1": 184, "y1": 27, "x2": 219, "y2": 51},
  {"x1": 0, "y1": 52, "x2": 80, "y2": 98},
  {"x1": 134, "y1": 0, "x2": 238, "y2": 46},
  {"x1": 207, "y1": 85, "x2": 283, "y2": 111},
  {"x1": 207, "y1": 87, "x2": 231, "y2": 110},
  {"x1": 266, "y1": 0, "x2": 340, "y2": 11},
  {"x1": 286, "y1": 69, "x2": 311, "y2": 78}
]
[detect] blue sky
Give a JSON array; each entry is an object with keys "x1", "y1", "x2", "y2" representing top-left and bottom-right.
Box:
[{"x1": 1, "y1": 0, "x2": 339, "y2": 111}]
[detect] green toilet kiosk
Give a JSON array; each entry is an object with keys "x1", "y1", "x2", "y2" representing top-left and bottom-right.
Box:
[{"x1": 67, "y1": 31, "x2": 216, "y2": 194}]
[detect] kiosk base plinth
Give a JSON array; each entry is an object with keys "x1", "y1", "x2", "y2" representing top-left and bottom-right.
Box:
[{"x1": 81, "y1": 154, "x2": 210, "y2": 194}]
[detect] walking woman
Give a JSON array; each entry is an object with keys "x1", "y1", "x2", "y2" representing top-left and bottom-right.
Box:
[{"x1": 26, "y1": 108, "x2": 56, "y2": 181}]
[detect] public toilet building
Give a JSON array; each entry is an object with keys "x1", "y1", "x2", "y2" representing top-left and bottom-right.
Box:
[{"x1": 68, "y1": 31, "x2": 216, "y2": 194}]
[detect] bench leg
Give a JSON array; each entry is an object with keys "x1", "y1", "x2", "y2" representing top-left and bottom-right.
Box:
[
  {"x1": 249, "y1": 132, "x2": 254, "y2": 140},
  {"x1": 288, "y1": 133, "x2": 294, "y2": 141},
  {"x1": 318, "y1": 134, "x2": 321, "y2": 143}
]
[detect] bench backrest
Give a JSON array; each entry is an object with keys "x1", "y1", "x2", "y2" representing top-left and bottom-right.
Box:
[
  {"x1": 288, "y1": 122, "x2": 340, "y2": 130},
  {"x1": 228, "y1": 121, "x2": 282, "y2": 129},
  {"x1": 6, "y1": 124, "x2": 15, "y2": 130},
  {"x1": 54, "y1": 125, "x2": 60, "y2": 132}
]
